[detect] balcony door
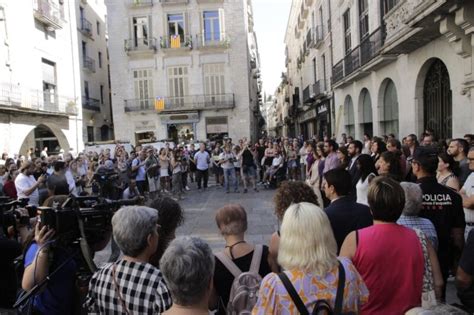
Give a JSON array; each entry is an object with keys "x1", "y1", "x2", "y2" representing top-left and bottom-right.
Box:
[
  {"x1": 203, "y1": 63, "x2": 225, "y2": 106},
  {"x1": 133, "y1": 69, "x2": 153, "y2": 109},
  {"x1": 133, "y1": 16, "x2": 149, "y2": 47},
  {"x1": 42, "y1": 59, "x2": 56, "y2": 111},
  {"x1": 168, "y1": 13, "x2": 185, "y2": 45},
  {"x1": 202, "y1": 10, "x2": 224, "y2": 45},
  {"x1": 168, "y1": 66, "x2": 188, "y2": 108}
]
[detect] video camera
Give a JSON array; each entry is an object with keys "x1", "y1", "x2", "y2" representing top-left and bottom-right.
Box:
[
  {"x1": 0, "y1": 197, "x2": 36, "y2": 234},
  {"x1": 38, "y1": 196, "x2": 139, "y2": 245}
]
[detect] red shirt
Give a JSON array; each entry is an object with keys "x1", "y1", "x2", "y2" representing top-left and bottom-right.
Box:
[
  {"x1": 353, "y1": 224, "x2": 424, "y2": 314},
  {"x1": 3, "y1": 180, "x2": 17, "y2": 199}
]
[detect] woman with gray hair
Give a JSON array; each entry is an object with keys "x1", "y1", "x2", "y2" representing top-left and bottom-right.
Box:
[
  {"x1": 397, "y1": 182, "x2": 439, "y2": 251},
  {"x1": 160, "y1": 237, "x2": 214, "y2": 315},
  {"x1": 85, "y1": 206, "x2": 172, "y2": 314}
]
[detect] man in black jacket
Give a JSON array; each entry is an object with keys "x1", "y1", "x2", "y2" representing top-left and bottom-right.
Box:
[
  {"x1": 323, "y1": 168, "x2": 373, "y2": 252},
  {"x1": 347, "y1": 140, "x2": 362, "y2": 199}
]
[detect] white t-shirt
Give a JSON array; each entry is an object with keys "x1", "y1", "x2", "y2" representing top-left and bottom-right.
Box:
[
  {"x1": 272, "y1": 155, "x2": 283, "y2": 167},
  {"x1": 15, "y1": 173, "x2": 39, "y2": 206},
  {"x1": 132, "y1": 158, "x2": 146, "y2": 181},
  {"x1": 463, "y1": 172, "x2": 474, "y2": 223},
  {"x1": 219, "y1": 152, "x2": 235, "y2": 169}
]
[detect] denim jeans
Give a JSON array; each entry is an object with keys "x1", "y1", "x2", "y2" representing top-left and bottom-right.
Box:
[{"x1": 223, "y1": 167, "x2": 238, "y2": 191}]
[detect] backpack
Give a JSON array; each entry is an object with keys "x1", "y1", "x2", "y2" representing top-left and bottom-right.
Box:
[
  {"x1": 277, "y1": 260, "x2": 347, "y2": 315},
  {"x1": 215, "y1": 245, "x2": 263, "y2": 315}
]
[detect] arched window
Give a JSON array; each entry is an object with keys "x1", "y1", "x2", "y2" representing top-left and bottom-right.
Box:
[
  {"x1": 360, "y1": 88, "x2": 373, "y2": 136},
  {"x1": 344, "y1": 95, "x2": 355, "y2": 137},
  {"x1": 381, "y1": 80, "x2": 398, "y2": 136}
]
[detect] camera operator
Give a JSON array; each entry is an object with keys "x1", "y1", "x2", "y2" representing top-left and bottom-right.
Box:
[
  {"x1": 94, "y1": 160, "x2": 122, "y2": 200},
  {"x1": 0, "y1": 207, "x2": 30, "y2": 310},
  {"x1": 15, "y1": 161, "x2": 46, "y2": 206},
  {"x1": 21, "y1": 195, "x2": 79, "y2": 315}
]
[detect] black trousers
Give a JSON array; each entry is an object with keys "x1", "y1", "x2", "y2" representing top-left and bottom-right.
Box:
[{"x1": 196, "y1": 169, "x2": 208, "y2": 189}]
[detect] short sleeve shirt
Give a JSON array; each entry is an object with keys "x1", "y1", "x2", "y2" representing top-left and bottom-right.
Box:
[
  {"x1": 194, "y1": 151, "x2": 210, "y2": 171},
  {"x1": 462, "y1": 173, "x2": 474, "y2": 223},
  {"x1": 132, "y1": 158, "x2": 146, "y2": 181},
  {"x1": 252, "y1": 257, "x2": 369, "y2": 314},
  {"x1": 15, "y1": 173, "x2": 39, "y2": 206},
  {"x1": 219, "y1": 152, "x2": 235, "y2": 169}
]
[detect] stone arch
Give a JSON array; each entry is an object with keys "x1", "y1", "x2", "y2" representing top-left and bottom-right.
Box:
[
  {"x1": 358, "y1": 88, "x2": 373, "y2": 137},
  {"x1": 377, "y1": 78, "x2": 399, "y2": 137},
  {"x1": 19, "y1": 124, "x2": 70, "y2": 156},
  {"x1": 415, "y1": 57, "x2": 452, "y2": 139}
]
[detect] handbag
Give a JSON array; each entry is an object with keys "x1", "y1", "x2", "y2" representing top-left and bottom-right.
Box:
[{"x1": 413, "y1": 228, "x2": 437, "y2": 308}]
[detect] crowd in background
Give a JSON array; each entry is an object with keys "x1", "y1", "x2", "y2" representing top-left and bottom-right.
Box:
[{"x1": 0, "y1": 129, "x2": 474, "y2": 314}]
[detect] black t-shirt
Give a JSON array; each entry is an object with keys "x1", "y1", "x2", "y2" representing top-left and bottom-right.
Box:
[
  {"x1": 47, "y1": 173, "x2": 69, "y2": 195},
  {"x1": 213, "y1": 245, "x2": 272, "y2": 315},
  {"x1": 418, "y1": 176, "x2": 465, "y2": 274},
  {"x1": 242, "y1": 149, "x2": 255, "y2": 167},
  {"x1": 0, "y1": 238, "x2": 22, "y2": 308},
  {"x1": 257, "y1": 146, "x2": 265, "y2": 161}
]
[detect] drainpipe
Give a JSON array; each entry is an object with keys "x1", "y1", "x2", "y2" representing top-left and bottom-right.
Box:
[{"x1": 328, "y1": 0, "x2": 335, "y2": 138}]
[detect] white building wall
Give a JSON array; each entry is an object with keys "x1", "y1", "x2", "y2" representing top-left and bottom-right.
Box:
[
  {"x1": 0, "y1": 0, "x2": 83, "y2": 155},
  {"x1": 106, "y1": 0, "x2": 258, "y2": 145}
]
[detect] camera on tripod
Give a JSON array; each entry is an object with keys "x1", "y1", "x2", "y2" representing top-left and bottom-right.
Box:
[{"x1": 0, "y1": 197, "x2": 36, "y2": 232}]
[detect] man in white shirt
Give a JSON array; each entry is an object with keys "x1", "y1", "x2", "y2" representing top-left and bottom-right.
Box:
[
  {"x1": 263, "y1": 149, "x2": 283, "y2": 186},
  {"x1": 193, "y1": 143, "x2": 210, "y2": 190},
  {"x1": 461, "y1": 148, "x2": 474, "y2": 240},
  {"x1": 15, "y1": 161, "x2": 46, "y2": 206}
]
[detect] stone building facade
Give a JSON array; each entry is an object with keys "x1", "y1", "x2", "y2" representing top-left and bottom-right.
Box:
[
  {"x1": 106, "y1": 0, "x2": 261, "y2": 145},
  {"x1": 283, "y1": 0, "x2": 474, "y2": 141},
  {"x1": 0, "y1": 0, "x2": 84, "y2": 155},
  {"x1": 76, "y1": 0, "x2": 114, "y2": 143}
]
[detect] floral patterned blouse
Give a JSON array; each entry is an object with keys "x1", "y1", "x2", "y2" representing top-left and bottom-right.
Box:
[{"x1": 252, "y1": 257, "x2": 369, "y2": 314}]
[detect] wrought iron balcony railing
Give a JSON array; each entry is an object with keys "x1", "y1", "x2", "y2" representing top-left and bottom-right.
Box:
[
  {"x1": 0, "y1": 83, "x2": 76, "y2": 115},
  {"x1": 33, "y1": 0, "x2": 62, "y2": 29},
  {"x1": 124, "y1": 37, "x2": 157, "y2": 53},
  {"x1": 80, "y1": 17, "x2": 92, "y2": 37},
  {"x1": 82, "y1": 97, "x2": 100, "y2": 111},
  {"x1": 83, "y1": 56, "x2": 96, "y2": 72},
  {"x1": 124, "y1": 98, "x2": 155, "y2": 112},
  {"x1": 163, "y1": 93, "x2": 235, "y2": 111},
  {"x1": 128, "y1": 0, "x2": 153, "y2": 7},
  {"x1": 195, "y1": 33, "x2": 230, "y2": 49},
  {"x1": 303, "y1": 85, "x2": 313, "y2": 104},
  {"x1": 331, "y1": 26, "x2": 386, "y2": 84},
  {"x1": 160, "y1": 0, "x2": 188, "y2": 4},
  {"x1": 313, "y1": 80, "x2": 325, "y2": 99},
  {"x1": 160, "y1": 35, "x2": 193, "y2": 49}
]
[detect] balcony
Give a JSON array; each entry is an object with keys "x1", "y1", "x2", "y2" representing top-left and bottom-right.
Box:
[
  {"x1": 160, "y1": 35, "x2": 193, "y2": 51},
  {"x1": 0, "y1": 83, "x2": 76, "y2": 116},
  {"x1": 124, "y1": 98, "x2": 155, "y2": 112},
  {"x1": 124, "y1": 37, "x2": 157, "y2": 55},
  {"x1": 82, "y1": 97, "x2": 100, "y2": 112},
  {"x1": 196, "y1": 0, "x2": 223, "y2": 3},
  {"x1": 195, "y1": 33, "x2": 230, "y2": 49},
  {"x1": 128, "y1": 0, "x2": 154, "y2": 7},
  {"x1": 305, "y1": 0, "x2": 314, "y2": 6},
  {"x1": 305, "y1": 28, "x2": 313, "y2": 51},
  {"x1": 160, "y1": 0, "x2": 188, "y2": 5},
  {"x1": 83, "y1": 56, "x2": 95, "y2": 72},
  {"x1": 33, "y1": 0, "x2": 62, "y2": 30},
  {"x1": 313, "y1": 25, "x2": 324, "y2": 48},
  {"x1": 332, "y1": 26, "x2": 391, "y2": 86},
  {"x1": 298, "y1": 15, "x2": 304, "y2": 30},
  {"x1": 301, "y1": 2, "x2": 308, "y2": 19},
  {"x1": 303, "y1": 85, "x2": 313, "y2": 104},
  {"x1": 79, "y1": 17, "x2": 93, "y2": 37},
  {"x1": 161, "y1": 93, "x2": 235, "y2": 112},
  {"x1": 313, "y1": 80, "x2": 325, "y2": 100}
]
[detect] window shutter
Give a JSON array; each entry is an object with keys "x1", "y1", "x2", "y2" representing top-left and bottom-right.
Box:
[{"x1": 218, "y1": 8, "x2": 225, "y2": 41}]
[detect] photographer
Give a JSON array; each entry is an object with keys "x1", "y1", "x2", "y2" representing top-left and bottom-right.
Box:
[
  {"x1": 21, "y1": 195, "x2": 79, "y2": 315},
  {"x1": 15, "y1": 161, "x2": 46, "y2": 206},
  {"x1": 219, "y1": 144, "x2": 239, "y2": 193}
]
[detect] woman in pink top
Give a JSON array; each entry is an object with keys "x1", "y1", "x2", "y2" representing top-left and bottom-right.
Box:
[{"x1": 340, "y1": 176, "x2": 443, "y2": 314}]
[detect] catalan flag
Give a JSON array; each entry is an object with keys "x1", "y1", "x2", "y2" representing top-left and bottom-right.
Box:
[
  {"x1": 154, "y1": 97, "x2": 165, "y2": 112},
  {"x1": 170, "y1": 35, "x2": 181, "y2": 48}
]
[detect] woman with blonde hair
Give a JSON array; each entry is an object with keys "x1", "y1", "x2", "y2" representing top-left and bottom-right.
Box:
[{"x1": 254, "y1": 202, "x2": 368, "y2": 314}]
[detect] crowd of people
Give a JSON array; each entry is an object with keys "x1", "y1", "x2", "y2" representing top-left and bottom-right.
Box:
[{"x1": 0, "y1": 129, "x2": 473, "y2": 314}]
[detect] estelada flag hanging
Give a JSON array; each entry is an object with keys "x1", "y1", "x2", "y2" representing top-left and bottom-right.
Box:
[
  {"x1": 170, "y1": 34, "x2": 181, "y2": 48},
  {"x1": 154, "y1": 97, "x2": 165, "y2": 112}
]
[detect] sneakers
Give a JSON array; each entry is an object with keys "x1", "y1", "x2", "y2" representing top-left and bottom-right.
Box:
[
  {"x1": 254, "y1": 188, "x2": 259, "y2": 192},
  {"x1": 243, "y1": 188, "x2": 248, "y2": 193},
  {"x1": 185, "y1": 186, "x2": 190, "y2": 191}
]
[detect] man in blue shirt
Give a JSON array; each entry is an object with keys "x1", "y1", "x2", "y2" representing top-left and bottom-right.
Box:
[{"x1": 193, "y1": 143, "x2": 210, "y2": 190}]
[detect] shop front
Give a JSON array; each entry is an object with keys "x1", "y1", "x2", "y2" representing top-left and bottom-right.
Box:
[
  {"x1": 134, "y1": 120, "x2": 157, "y2": 144},
  {"x1": 160, "y1": 113, "x2": 199, "y2": 144},
  {"x1": 206, "y1": 116, "x2": 229, "y2": 142},
  {"x1": 298, "y1": 109, "x2": 316, "y2": 140},
  {"x1": 316, "y1": 101, "x2": 331, "y2": 141}
]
